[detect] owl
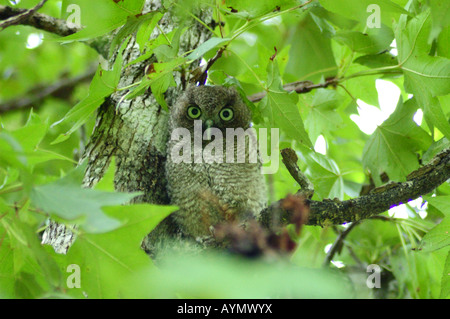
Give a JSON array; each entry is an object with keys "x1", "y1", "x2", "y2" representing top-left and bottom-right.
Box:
[{"x1": 161, "y1": 85, "x2": 267, "y2": 251}]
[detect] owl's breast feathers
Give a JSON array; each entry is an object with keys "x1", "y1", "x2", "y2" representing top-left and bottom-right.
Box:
[{"x1": 166, "y1": 148, "x2": 267, "y2": 238}]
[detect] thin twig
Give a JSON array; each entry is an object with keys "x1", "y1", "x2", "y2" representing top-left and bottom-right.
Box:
[
  {"x1": 195, "y1": 45, "x2": 227, "y2": 85},
  {"x1": 324, "y1": 221, "x2": 360, "y2": 266},
  {"x1": 247, "y1": 78, "x2": 338, "y2": 102},
  {"x1": 280, "y1": 148, "x2": 314, "y2": 198}
]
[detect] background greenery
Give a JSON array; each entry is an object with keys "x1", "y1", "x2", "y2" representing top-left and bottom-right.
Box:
[{"x1": 0, "y1": 0, "x2": 448, "y2": 299}]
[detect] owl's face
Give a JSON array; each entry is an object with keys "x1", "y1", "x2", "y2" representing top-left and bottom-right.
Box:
[{"x1": 170, "y1": 85, "x2": 252, "y2": 134}]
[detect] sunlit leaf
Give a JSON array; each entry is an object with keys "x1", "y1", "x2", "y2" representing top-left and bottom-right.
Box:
[
  {"x1": 362, "y1": 99, "x2": 432, "y2": 184},
  {"x1": 395, "y1": 11, "x2": 450, "y2": 139},
  {"x1": 260, "y1": 59, "x2": 312, "y2": 147}
]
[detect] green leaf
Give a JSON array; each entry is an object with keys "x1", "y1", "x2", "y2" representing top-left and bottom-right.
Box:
[
  {"x1": 0, "y1": 132, "x2": 27, "y2": 169},
  {"x1": 0, "y1": 204, "x2": 15, "y2": 298},
  {"x1": 395, "y1": 11, "x2": 450, "y2": 138},
  {"x1": 423, "y1": 96, "x2": 450, "y2": 140},
  {"x1": 362, "y1": 98, "x2": 432, "y2": 184},
  {"x1": 285, "y1": 14, "x2": 337, "y2": 82},
  {"x1": 61, "y1": 203, "x2": 174, "y2": 298},
  {"x1": 333, "y1": 26, "x2": 394, "y2": 54},
  {"x1": 319, "y1": 0, "x2": 408, "y2": 26},
  {"x1": 297, "y1": 147, "x2": 344, "y2": 200},
  {"x1": 262, "y1": 92, "x2": 311, "y2": 146},
  {"x1": 10, "y1": 111, "x2": 48, "y2": 152},
  {"x1": 419, "y1": 196, "x2": 450, "y2": 252},
  {"x1": 93, "y1": 158, "x2": 116, "y2": 192},
  {"x1": 153, "y1": 27, "x2": 185, "y2": 62},
  {"x1": 0, "y1": 205, "x2": 64, "y2": 298},
  {"x1": 0, "y1": 111, "x2": 49, "y2": 169},
  {"x1": 60, "y1": 0, "x2": 132, "y2": 41},
  {"x1": 30, "y1": 166, "x2": 139, "y2": 233},
  {"x1": 437, "y1": 26, "x2": 450, "y2": 59},
  {"x1": 123, "y1": 252, "x2": 353, "y2": 298},
  {"x1": 136, "y1": 12, "x2": 164, "y2": 51},
  {"x1": 108, "y1": 12, "x2": 157, "y2": 57},
  {"x1": 5, "y1": 111, "x2": 73, "y2": 167},
  {"x1": 402, "y1": 54, "x2": 450, "y2": 98},
  {"x1": 309, "y1": 5, "x2": 357, "y2": 31},
  {"x1": 422, "y1": 138, "x2": 450, "y2": 163},
  {"x1": 301, "y1": 88, "x2": 343, "y2": 143},
  {"x1": 187, "y1": 37, "x2": 230, "y2": 60},
  {"x1": 223, "y1": 0, "x2": 299, "y2": 19},
  {"x1": 342, "y1": 64, "x2": 380, "y2": 106},
  {"x1": 428, "y1": 0, "x2": 450, "y2": 42},
  {"x1": 126, "y1": 57, "x2": 185, "y2": 101},
  {"x1": 260, "y1": 60, "x2": 312, "y2": 147},
  {"x1": 391, "y1": 249, "x2": 446, "y2": 298},
  {"x1": 14, "y1": 272, "x2": 44, "y2": 299},
  {"x1": 115, "y1": 0, "x2": 146, "y2": 13},
  {"x1": 345, "y1": 218, "x2": 400, "y2": 264},
  {"x1": 309, "y1": 11, "x2": 336, "y2": 37},
  {"x1": 354, "y1": 52, "x2": 398, "y2": 69},
  {"x1": 441, "y1": 251, "x2": 450, "y2": 298},
  {"x1": 150, "y1": 62, "x2": 178, "y2": 110},
  {"x1": 51, "y1": 49, "x2": 123, "y2": 144}
]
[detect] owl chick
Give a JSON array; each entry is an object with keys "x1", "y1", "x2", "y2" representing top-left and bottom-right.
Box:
[{"x1": 164, "y1": 85, "x2": 267, "y2": 248}]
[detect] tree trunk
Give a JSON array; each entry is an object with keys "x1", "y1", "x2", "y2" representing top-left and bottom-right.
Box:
[{"x1": 42, "y1": 0, "x2": 213, "y2": 254}]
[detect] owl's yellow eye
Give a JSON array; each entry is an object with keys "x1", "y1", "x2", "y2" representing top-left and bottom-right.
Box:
[
  {"x1": 219, "y1": 107, "x2": 234, "y2": 121},
  {"x1": 187, "y1": 105, "x2": 201, "y2": 119}
]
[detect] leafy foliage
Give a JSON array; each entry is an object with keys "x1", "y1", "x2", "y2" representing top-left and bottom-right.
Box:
[{"x1": 0, "y1": 0, "x2": 449, "y2": 299}]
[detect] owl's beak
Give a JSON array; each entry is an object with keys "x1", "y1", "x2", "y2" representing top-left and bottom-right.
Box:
[{"x1": 204, "y1": 119, "x2": 214, "y2": 140}]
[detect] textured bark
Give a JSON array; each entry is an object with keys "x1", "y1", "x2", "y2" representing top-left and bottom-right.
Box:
[{"x1": 84, "y1": 2, "x2": 211, "y2": 190}]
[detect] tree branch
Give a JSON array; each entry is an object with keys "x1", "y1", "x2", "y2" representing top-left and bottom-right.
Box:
[
  {"x1": 0, "y1": 67, "x2": 96, "y2": 114},
  {"x1": 0, "y1": 0, "x2": 47, "y2": 31},
  {"x1": 260, "y1": 147, "x2": 450, "y2": 230},
  {"x1": 0, "y1": 4, "x2": 80, "y2": 36}
]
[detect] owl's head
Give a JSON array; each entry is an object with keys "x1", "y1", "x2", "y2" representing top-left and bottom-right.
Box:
[{"x1": 170, "y1": 85, "x2": 252, "y2": 133}]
